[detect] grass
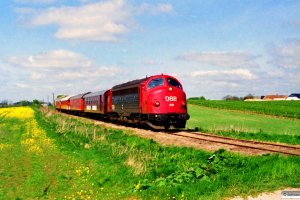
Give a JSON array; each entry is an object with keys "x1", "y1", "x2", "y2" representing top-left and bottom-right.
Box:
[
  {"x1": 188, "y1": 99, "x2": 300, "y2": 119},
  {"x1": 0, "y1": 107, "x2": 105, "y2": 199},
  {"x1": 186, "y1": 104, "x2": 300, "y2": 145},
  {"x1": 0, "y1": 106, "x2": 300, "y2": 199}
]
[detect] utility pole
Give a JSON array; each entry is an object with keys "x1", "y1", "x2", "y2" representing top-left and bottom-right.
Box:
[
  {"x1": 47, "y1": 95, "x2": 49, "y2": 111},
  {"x1": 52, "y1": 93, "x2": 55, "y2": 107}
]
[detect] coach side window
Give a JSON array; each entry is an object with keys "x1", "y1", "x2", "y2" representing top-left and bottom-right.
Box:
[{"x1": 148, "y1": 78, "x2": 164, "y2": 89}]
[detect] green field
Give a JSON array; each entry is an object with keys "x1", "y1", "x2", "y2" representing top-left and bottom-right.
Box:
[
  {"x1": 188, "y1": 99, "x2": 300, "y2": 119},
  {"x1": 187, "y1": 104, "x2": 300, "y2": 144},
  {"x1": 1, "y1": 107, "x2": 300, "y2": 199}
]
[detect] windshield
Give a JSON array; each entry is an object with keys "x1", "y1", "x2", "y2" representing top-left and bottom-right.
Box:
[
  {"x1": 167, "y1": 78, "x2": 182, "y2": 89},
  {"x1": 148, "y1": 78, "x2": 164, "y2": 89}
]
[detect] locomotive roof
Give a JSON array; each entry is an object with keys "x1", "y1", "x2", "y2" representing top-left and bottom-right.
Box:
[
  {"x1": 288, "y1": 93, "x2": 300, "y2": 98},
  {"x1": 112, "y1": 77, "x2": 149, "y2": 91},
  {"x1": 84, "y1": 90, "x2": 108, "y2": 98},
  {"x1": 70, "y1": 92, "x2": 91, "y2": 100},
  {"x1": 57, "y1": 95, "x2": 73, "y2": 101},
  {"x1": 112, "y1": 74, "x2": 177, "y2": 91}
]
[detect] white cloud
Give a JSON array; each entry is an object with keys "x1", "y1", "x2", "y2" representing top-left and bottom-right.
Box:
[
  {"x1": 6, "y1": 49, "x2": 92, "y2": 69},
  {"x1": 29, "y1": 0, "x2": 132, "y2": 42},
  {"x1": 142, "y1": 59, "x2": 163, "y2": 66},
  {"x1": 14, "y1": 7, "x2": 35, "y2": 14},
  {"x1": 190, "y1": 68, "x2": 256, "y2": 80},
  {"x1": 269, "y1": 40, "x2": 300, "y2": 69},
  {"x1": 137, "y1": 3, "x2": 173, "y2": 14},
  {"x1": 177, "y1": 51, "x2": 257, "y2": 68},
  {"x1": 16, "y1": 0, "x2": 56, "y2": 4},
  {"x1": 54, "y1": 66, "x2": 122, "y2": 80},
  {"x1": 30, "y1": 72, "x2": 45, "y2": 80},
  {"x1": 179, "y1": 74, "x2": 254, "y2": 99},
  {"x1": 266, "y1": 70, "x2": 285, "y2": 78},
  {"x1": 1, "y1": 50, "x2": 125, "y2": 101},
  {"x1": 16, "y1": 83, "x2": 30, "y2": 88},
  {"x1": 156, "y1": 4, "x2": 173, "y2": 13},
  {"x1": 4, "y1": 49, "x2": 123, "y2": 82},
  {"x1": 18, "y1": 1, "x2": 174, "y2": 42}
]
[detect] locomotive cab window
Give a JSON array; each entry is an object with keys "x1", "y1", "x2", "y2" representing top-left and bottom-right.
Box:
[
  {"x1": 167, "y1": 78, "x2": 182, "y2": 89},
  {"x1": 148, "y1": 78, "x2": 164, "y2": 89}
]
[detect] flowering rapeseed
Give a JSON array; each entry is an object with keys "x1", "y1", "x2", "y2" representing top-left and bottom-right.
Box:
[
  {"x1": 0, "y1": 143, "x2": 13, "y2": 150},
  {"x1": 0, "y1": 107, "x2": 34, "y2": 119},
  {"x1": 21, "y1": 119, "x2": 56, "y2": 154},
  {"x1": 0, "y1": 107, "x2": 55, "y2": 154}
]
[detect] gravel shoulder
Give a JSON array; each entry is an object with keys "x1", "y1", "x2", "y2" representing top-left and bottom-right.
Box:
[
  {"x1": 93, "y1": 120, "x2": 274, "y2": 156},
  {"x1": 55, "y1": 111, "x2": 300, "y2": 156},
  {"x1": 230, "y1": 188, "x2": 300, "y2": 200}
]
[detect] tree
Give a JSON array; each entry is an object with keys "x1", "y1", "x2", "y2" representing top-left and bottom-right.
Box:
[
  {"x1": 15, "y1": 100, "x2": 31, "y2": 106},
  {"x1": 0, "y1": 100, "x2": 8, "y2": 107},
  {"x1": 243, "y1": 93, "x2": 255, "y2": 100},
  {"x1": 188, "y1": 96, "x2": 206, "y2": 101},
  {"x1": 33, "y1": 99, "x2": 41, "y2": 105},
  {"x1": 57, "y1": 94, "x2": 66, "y2": 99},
  {"x1": 198, "y1": 96, "x2": 206, "y2": 100},
  {"x1": 222, "y1": 95, "x2": 240, "y2": 101}
]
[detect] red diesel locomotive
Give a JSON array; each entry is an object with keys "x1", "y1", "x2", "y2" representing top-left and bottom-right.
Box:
[{"x1": 55, "y1": 74, "x2": 190, "y2": 129}]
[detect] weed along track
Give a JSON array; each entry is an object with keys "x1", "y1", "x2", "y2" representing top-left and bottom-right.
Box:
[
  {"x1": 56, "y1": 110, "x2": 300, "y2": 156},
  {"x1": 170, "y1": 131, "x2": 300, "y2": 156}
]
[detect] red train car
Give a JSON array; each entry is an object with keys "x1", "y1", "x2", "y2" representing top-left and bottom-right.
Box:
[
  {"x1": 56, "y1": 95, "x2": 72, "y2": 110},
  {"x1": 111, "y1": 74, "x2": 189, "y2": 128},
  {"x1": 70, "y1": 92, "x2": 90, "y2": 112},
  {"x1": 55, "y1": 99, "x2": 61, "y2": 109},
  {"x1": 84, "y1": 90, "x2": 112, "y2": 115},
  {"x1": 56, "y1": 74, "x2": 189, "y2": 129}
]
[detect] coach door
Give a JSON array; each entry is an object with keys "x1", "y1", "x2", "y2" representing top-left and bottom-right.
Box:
[
  {"x1": 104, "y1": 94, "x2": 108, "y2": 114},
  {"x1": 140, "y1": 84, "x2": 147, "y2": 113}
]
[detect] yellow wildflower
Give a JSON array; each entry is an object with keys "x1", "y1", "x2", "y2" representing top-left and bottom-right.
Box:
[
  {"x1": 0, "y1": 107, "x2": 56, "y2": 154},
  {"x1": 0, "y1": 143, "x2": 14, "y2": 150},
  {"x1": 0, "y1": 107, "x2": 34, "y2": 119}
]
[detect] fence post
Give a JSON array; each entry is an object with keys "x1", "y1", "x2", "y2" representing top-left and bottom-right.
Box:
[{"x1": 93, "y1": 126, "x2": 96, "y2": 140}]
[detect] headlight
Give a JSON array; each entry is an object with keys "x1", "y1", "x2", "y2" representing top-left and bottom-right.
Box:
[{"x1": 153, "y1": 101, "x2": 160, "y2": 107}]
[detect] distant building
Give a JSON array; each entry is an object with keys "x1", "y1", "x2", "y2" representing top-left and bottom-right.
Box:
[
  {"x1": 263, "y1": 95, "x2": 288, "y2": 101},
  {"x1": 244, "y1": 98, "x2": 263, "y2": 101},
  {"x1": 286, "y1": 93, "x2": 300, "y2": 100},
  {"x1": 244, "y1": 96, "x2": 261, "y2": 101}
]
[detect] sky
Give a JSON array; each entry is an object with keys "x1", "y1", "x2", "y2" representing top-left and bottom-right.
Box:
[{"x1": 0, "y1": 0, "x2": 299, "y2": 102}]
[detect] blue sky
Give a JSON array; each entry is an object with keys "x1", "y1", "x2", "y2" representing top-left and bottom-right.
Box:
[{"x1": 0, "y1": 0, "x2": 299, "y2": 102}]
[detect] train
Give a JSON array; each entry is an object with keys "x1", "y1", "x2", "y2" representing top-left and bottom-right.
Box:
[{"x1": 55, "y1": 74, "x2": 190, "y2": 129}]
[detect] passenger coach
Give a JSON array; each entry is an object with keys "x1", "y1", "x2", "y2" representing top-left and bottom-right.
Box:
[{"x1": 84, "y1": 90, "x2": 112, "y2": 116}]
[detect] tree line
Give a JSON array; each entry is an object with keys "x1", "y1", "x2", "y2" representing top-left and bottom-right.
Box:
[{"x1": 189, "y1": 94, "x2": 256, "y2": 101}]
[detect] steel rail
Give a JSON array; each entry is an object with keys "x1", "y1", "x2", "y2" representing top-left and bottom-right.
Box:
[
  {"x1": 54, "y1": 110, "x2": 300, "y2": 156},
  {"x1": 170, "y1": 131, "x2": 300, "y2": 156},
  {"x1": 194, "y1": 132, "x2": 300, "y2": 150}
]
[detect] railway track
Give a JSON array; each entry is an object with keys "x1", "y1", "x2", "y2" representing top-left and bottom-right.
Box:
[
  {"x1": 169, "y1": 131, "x2": 300, "y2": 156},
  {"x1": 53, "y1": 110, "x2": 300, "y2": 156}
]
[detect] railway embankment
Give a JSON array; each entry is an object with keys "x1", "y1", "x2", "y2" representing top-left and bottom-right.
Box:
[{"x1": 1, "y1": 106, "x2": 299, "y2": 199}]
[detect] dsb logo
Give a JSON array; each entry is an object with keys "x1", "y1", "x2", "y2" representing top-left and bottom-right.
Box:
[{"x1": 165, "y1": 96, "x2": 177, "y2": 101}]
